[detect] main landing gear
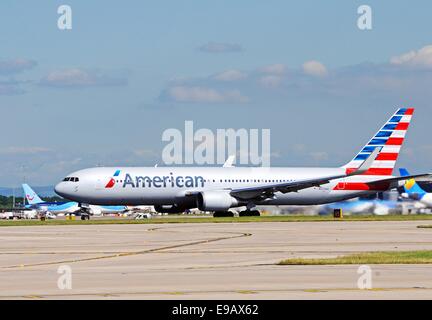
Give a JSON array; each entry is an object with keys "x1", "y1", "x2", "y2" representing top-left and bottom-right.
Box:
[
  {"x1": 80, "y1": 213, "x2": 90, "y2": 220},
  {"x1": 213, "y1": 211, "x2": 235, "y2": 218},
  {"x1": 212, "y1": 210, "x2": 261, "y2": 217},
  {"x1": 238, "y1": 210, "x2": 260, "y2": 217}
]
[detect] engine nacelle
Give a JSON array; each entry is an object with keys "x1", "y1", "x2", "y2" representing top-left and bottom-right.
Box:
[
  {"x1": 196, "y1": 191, "x2": 239, "y2": 211},
  {"x1": 88, "y1": 207, "x2": 102, "y2": 216}
]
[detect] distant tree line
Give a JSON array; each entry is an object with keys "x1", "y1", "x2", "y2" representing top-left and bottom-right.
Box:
[{"x1": 0, "y1": 195, "x2": 66, "y2": 209}]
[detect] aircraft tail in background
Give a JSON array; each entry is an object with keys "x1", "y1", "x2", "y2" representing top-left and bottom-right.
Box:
[
  {"x1": 399, "y1": 168, "x2": 427, "y2": 200},
  {"x1": 22, "y1": 184, "x2": 44, "y2": 205}
]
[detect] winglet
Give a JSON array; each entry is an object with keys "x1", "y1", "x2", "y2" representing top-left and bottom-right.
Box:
[
  {"x1": 223, "y1": 155, "x2": 236, "y2": 167},
  {"x1": 347, "y1": 147, "x2": 380, "y2": 176}
]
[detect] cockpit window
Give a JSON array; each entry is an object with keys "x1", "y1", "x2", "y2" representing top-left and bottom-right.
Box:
[{"x1": 63, "y1": 177, "x2": 79, "y2": 182}]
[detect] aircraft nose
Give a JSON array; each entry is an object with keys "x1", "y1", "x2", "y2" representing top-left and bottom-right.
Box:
[{"x1": 54, "y1": 182, "x2": 68, "y2": 198}]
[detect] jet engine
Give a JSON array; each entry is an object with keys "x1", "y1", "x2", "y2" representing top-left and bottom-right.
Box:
[
  {"x1": 87, "y1": 207, "x2": 102, "y2": 216},
  {"x1": 196, "y1": 191, "x2": 239, "y2": 211}
]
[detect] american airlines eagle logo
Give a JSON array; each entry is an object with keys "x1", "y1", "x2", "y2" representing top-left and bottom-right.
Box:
[{"x1": 105, "y1": 170, "x2": 121, "y2": 188}]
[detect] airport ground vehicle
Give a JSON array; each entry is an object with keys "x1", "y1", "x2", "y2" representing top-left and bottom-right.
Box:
[{"x1": 135, "y1": 212, "x2": 152, "y2": 219}]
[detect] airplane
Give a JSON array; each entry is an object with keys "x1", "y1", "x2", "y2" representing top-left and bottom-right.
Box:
[
  {"x1": 23, "y1": 184, "x2": 128, "y2": 218},
  {"x1": 54, "y1": 108, "x2": 430, "y2": 217},
  {"x1": 319, "y1": 198, "x2": 401, "y2": 216},
  {"x1": 399, "y1": 168, "x2": 432, "y2": 207}
]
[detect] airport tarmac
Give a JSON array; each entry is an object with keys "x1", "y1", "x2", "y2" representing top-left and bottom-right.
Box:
[{"x1": 1, "y1": 220, "x2": 432, "y2": 299}]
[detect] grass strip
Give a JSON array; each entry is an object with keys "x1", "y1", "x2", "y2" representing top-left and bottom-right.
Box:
[
  {"x1": 278, "y1": 250, "x2": 432, "y2": 265},
  {"x1": 0, "y1": 214, "x2": 432, "y2": 227}
]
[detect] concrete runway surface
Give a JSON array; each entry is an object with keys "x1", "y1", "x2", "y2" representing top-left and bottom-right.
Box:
[{"x1": 1, "y1": 220, "x2": 432, "y2": 299}]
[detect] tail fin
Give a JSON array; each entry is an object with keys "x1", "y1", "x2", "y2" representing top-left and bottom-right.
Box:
[
  {"x1": 22, "y1": 184, "x2": 44, "y2": 205},
  {"x1": 342, "y1": 108, "x2": 414, "y2": 175},
  {"x1": 399, "y1": 168, "x2": 427, "y2": 199}
]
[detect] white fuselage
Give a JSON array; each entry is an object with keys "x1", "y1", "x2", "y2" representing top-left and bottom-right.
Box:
[
  {"x1": 419, "y1": 193, "x2": 432, "y2": 207},
  {"x1": 54, "y1": 166, "x2": 398, "y2": 208}
]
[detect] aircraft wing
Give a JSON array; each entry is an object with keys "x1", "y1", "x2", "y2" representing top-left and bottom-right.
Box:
[
  {"x1": 367, "y1": 173, "x2": 432, "y2": 186},
  {"x1": 229, "y1": 148, "x2": 381, "y2": 201},
  {"x1": 231, "y1": 172, "x2": 431, "y2": 202},
  {"x1": 229, "y1": 174, "x2": 350, "y2": 200}
]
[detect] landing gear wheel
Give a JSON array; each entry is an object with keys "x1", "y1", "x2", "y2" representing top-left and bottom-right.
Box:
[
  {"x1": 239, "y1": 210, "x2": 261, "y2": 217},
  {"x1": 81, "y1": 214, "x2": 90, "y2": 220},
  {"x1": 251, "y1": 210, "x2": 260, "y2": 216},
  {"x1": 213, "y1": 211, "x2": 234, "y2": 218}
]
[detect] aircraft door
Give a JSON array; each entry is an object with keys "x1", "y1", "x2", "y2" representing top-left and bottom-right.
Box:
[
  {"x1": 95, "y1": 178, "x2": 105, "y2": 190},
  {"x1": 337, "y1": 179, "x2": 346, "y2": 190}
]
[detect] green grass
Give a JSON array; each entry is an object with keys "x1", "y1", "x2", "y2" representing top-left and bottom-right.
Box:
[
  {"x1": 1, "y1": 214, "x2": 432, "y2": 227},
  {"x1": 278, "y1": 250, "x2": 432, "y2": 265}
]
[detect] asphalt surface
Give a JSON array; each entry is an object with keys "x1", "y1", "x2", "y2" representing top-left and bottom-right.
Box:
[{"x1": 1, "y1": 220, "x2": 432, "y2": 299}]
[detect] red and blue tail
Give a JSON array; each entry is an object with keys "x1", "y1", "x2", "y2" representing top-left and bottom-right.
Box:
[{"x1": 342, "y1": 108, "x2": 414, "y2": 175}]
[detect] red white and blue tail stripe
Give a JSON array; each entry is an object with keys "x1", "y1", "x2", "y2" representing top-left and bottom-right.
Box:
[{"x1": 342, "y1": 108, "x2": 414, "y2": 175}]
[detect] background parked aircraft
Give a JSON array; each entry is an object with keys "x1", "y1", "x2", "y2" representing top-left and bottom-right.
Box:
[
  {"x1": 399, "y1": 168, "x2": 432, "y2": 207},
  {"x1": 23, "y1": 184, "x2": 127, "y2": 217}
]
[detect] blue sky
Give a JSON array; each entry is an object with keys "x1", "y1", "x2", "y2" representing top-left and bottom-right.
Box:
[{"x1": 1, "y1": 1, "x2": 432, "y2": 186}]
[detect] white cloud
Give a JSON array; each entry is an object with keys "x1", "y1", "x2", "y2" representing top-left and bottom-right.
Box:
[
  {"x1": 260, "y1": 64, "x2": 287, "y2": 75},
  {"x1": 0, "y1": 58, "x2": 37, "y2": 75},
  {"x1": 390, "y1": 45, "x2": 432, "y2": 67},
  {"x1": 302, "y1": 60, "x2": 327, "y2": 77},
  {"x1": 198, "y1": 42, "x2": 243, "y2": 53},
  {"x1": 0, "y1": 147, "x2": 51, "y2": 155},
  {"x1": 259, "y1": 75, "x2": 283, "y2": 88},
  {"x1": 0, "y1": 82, "x2": 25, "y2": 95},
  {"x1": 133, "y1": 149, "x2": 159, "y2": 158},
  {"x1": 213, "y1": 69, "x2": 247, "y2": 81},
  {"x1": 39, "y1": 68, "x2": 127, "y2": 88},
  {"x1": 310, "y1": 151, "x2": 329, "y2": 162},
  {"x1": 167, "y1": 86, "x2": 248, "y2": 103}
]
